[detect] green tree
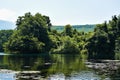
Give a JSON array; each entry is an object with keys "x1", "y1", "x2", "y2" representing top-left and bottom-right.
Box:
[
  {"x1": 115, "y1": 37, "x2": 120, "y2": 59},
  {"x1": 63, "y1": 24, "x2": 73, "y2": 37},
  {"x1": 0, "y1": 30, "x2": 13, "y2": 52},
  {"x1": 43, "y1": 15, "x2": 52, "y2": 31},
  {"x1": 4, "y1": 12, "x2": 52, "y2": 53},
  {"x1": 86, "y1": 23, "x2": 113, "y2": 59},
  {"x1": 116, "y1": 15, "x2": 120, "y2": 35},
  {"x1": 86, "y1": 15, "x2": 120, "y2": 59},
  {"x1": 50, "y1": 36, "x2": 80, "y2": 54}
]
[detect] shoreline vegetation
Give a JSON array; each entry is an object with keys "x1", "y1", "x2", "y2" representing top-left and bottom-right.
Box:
[{"x1": 0, "y1": 12, "x2": 120, "y2": 60}]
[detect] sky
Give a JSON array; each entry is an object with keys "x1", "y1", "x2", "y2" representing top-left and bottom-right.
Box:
[{"x1": 0, "y1": 0, "x2": 120, "y2": 25}]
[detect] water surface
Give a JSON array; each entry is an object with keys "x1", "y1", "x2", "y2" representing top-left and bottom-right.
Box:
[{"x1": 0, "y1": 53, "x2": 119, "y2": 80}]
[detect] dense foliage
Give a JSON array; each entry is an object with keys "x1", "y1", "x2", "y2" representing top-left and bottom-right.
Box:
[
  {"x1": 1, "y1": 12, "x2": 120, "y2": 59},
  {"x1": 0, "y1": 30, "x2": 13, "y2": 51},
  {"x1": 86, "y1": 15, "x2": 120, "y2": 59},
  {"x1": 49, "y1": 24, "x2": 88, "y2": 55},
  {"x1": 3, "y1": 12, "x2": 53, "y2": 53}
]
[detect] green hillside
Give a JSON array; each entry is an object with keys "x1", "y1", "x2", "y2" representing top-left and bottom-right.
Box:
[{"x1": 51, "y1": 25, "x2": 96, "y2": 32}]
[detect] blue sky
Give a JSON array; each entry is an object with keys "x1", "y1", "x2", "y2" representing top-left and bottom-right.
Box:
[{"x1": 0, "y1": 0, "x2": 120, "y2": 25}]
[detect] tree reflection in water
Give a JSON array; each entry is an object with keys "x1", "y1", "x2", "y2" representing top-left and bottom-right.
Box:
[{"x1": 0, "y1": 53, "x2": 119, "y2": 79}]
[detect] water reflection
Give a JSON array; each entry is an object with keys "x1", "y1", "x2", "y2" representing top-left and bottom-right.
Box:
[
  {"x1": 2, "y1": 54, "x2": 52, "y2": 71},
  {"x1": 0, "y1": 53, "x2": 119, "y2": 79},
  {"x1": 48, "y1": 71, "x2": 101, "y2": 80},
  {"x1": 47, "y1": 54, "x2": 87, "y2": 76}
]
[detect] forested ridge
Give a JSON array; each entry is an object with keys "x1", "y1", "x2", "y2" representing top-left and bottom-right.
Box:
[
  {"x1": 0, "y1": 12, "x2": 120, "y2": 59},
  {"x1": 51, "y1": 25, "x2": 95, "y2": 32}
]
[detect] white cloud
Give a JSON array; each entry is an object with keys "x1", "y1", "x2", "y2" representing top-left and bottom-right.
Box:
[{"x1": 0, "y1": 8, "x2": 17, "y2": 22}]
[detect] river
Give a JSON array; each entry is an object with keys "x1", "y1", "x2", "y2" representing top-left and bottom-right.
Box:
[{"x1": 0, "y1": 52, "x2": 120, "y2": 80}]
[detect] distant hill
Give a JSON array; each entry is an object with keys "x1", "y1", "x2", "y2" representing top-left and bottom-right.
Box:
[
  {"x1": 51, "y1": 25, "x2": 96, "y2": 32},
  {"x1": 0, "y1": 20, "x2": 16, "y2": 30},
  {"x1": 0, "y1": 20, "x2": 95, "y2": 32}
]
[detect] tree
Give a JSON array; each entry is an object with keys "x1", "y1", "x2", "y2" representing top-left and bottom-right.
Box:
[
  {"x1": 63, "y1": 24, "x2": 73, "y2": 37},
  {"x1": 116, "y1": 15, "x2": 120, "y2": 35},
  {"x1": 115, "y1": 37, "x2": 120, "y2": 59},
  {"x1": 0, "y1": 30, "x2": 13, "y2": 51},
  {"x1": 50, "y1": 36, "x2": 80, "y2": 54},
  {"x1": 43, "y1": 15, "x2": 52, "y2": 31},
  {"x1": 86, "y1": 15, "x2": 120, "y2": 59},
  {"x1": 4, "y1": 12, "x2": 52, "y2": 53},
  {"x1": 86, "y1": 23, "x2": 113, "y2": 59}
]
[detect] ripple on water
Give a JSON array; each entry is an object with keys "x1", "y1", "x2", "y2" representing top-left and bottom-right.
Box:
[
  {"x1": 48, "y1": 71, "x2": 102, "y2": 80},
  {"x1": 67, "y1": 71, "x2": 101, "y2": 80}
]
